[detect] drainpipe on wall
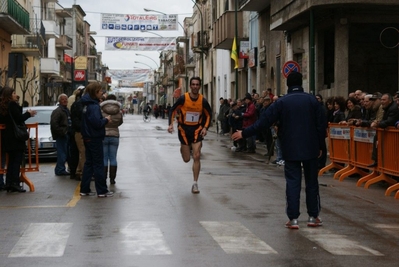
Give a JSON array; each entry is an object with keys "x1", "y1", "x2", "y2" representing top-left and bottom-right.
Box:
[{"x1": 309, "y1": 9, "x2": 315, "y2": 95}]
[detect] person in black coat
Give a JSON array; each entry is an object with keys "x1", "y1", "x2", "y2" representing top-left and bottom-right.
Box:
[
  {"x1": 232, "y1": 72, "x2": 327, "y2": 229},
  {"x1": 0, "y1": 87, "x2": 36, "y2": 192},
  {"x1": 368, "y1": 93, "x2": 399, "y2": 167}
]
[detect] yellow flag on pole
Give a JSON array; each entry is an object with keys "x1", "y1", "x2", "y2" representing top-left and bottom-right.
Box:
[{"x1": 231, "y1": 37, "x2": 239, "y2": 69}]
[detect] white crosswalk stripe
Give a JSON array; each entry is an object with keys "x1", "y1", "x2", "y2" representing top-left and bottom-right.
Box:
[
  {"x1": 370, "y1": 224, "x2": 399, "y2": 237},
  {"x1": 301, "y1": 228, "x2": 384, "y2": 256},
  {"x1": 200, "y1": 221, "x2": 278, "y2": 254},
  {"x1": 119, "y1": 221, "x2": 172, "y2": 255},
  {"x1": 7, "y1": 221, "x2": 391, "y2": 258},
  {"x1": 8, "y1": 223, "x2": 72, "y2": 258}
]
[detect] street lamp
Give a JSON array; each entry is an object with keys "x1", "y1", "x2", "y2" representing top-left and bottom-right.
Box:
[
  {"x1": 134, "y1": 61, "x2": 155, "y2": 70},
  {"x1": 144, "y1": 7, "x2": 189, "y2": 91},
  {"x1": 136, "y1": 53, "x2": 160, "y2": 69},
  {"x1": 140, "y1": 29, "x2": 163, "y2": 37}
]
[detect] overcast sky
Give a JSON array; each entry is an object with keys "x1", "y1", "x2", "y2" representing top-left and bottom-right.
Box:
[{"x1": 58, "y1": 0, "x2": 194, "y2": 70}]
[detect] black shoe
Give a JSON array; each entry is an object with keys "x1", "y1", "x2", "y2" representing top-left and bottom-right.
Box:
[
  {"x1": 235, "y1": 148, "x2": 242, "y2": 152},
  {"x1": 56, "y1": 171, "x2": 70, "y2": 176},
  {"x1": 367, "y1": 162, "x2": 377, "y2": 168},
  {"x1": 7, "y1": 185, "x2": 26, "y2": 193}
]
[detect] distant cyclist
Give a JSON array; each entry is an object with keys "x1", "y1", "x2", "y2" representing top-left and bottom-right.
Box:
[
  {"x1": 143, "y1": 102, "x2": 152, "y2": 119},
  {"x1": 167, "y1": 77, "x2": 212, "y2": 194}
]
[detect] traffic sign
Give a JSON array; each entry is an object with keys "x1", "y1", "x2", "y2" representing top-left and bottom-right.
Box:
[{"x1": 282, "y1": 61, "x2": 301, "y2": 78}]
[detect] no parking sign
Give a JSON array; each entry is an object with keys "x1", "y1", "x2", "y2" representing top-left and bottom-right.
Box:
[{"x1": 282, "y1": 61, "x2": 301, "y2": 78}]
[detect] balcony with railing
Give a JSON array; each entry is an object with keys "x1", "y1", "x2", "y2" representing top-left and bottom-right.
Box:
[
  {"x1": 0, "y1": 0, "x2": 30, "y2": 34},
  {"x1": 239, "y1": 0, "x2": 270, "y2": 12},
  {"x1": 56, "y1": 35, "x2": 73, "y2": 49},
  {"x1": 40, "y1": 58, "x2": 60, "y2": 76},
  {"x1": 212, "y1": 11, "x2": 245, "y2": 50},
  {"x1": 11, "y1": 34, "x2": 42, "y2": 56},
  {"x1": 42, "y1": 7, "x2": 59, "y2": 38},
  {"x1": 87, "y1": 72, "x2": 98, "y2": 82},
  {"x1": 42, "y1": 19, "x2": 59, "y2": 39}
]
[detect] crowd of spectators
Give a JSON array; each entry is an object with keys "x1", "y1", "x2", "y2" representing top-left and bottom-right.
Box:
[{"x1": 217, "y1": 88, "x2": 399, "y2": 168}]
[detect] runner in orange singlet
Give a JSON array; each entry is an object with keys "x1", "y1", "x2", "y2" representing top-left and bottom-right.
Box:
[{"x1": 168, "y1": 77, "x2": 212, "y2": 194}]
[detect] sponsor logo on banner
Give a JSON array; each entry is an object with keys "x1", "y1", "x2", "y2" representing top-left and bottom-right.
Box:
[
  {"x1": 329, "y1": 127, "x2": 350, "y2": 140},
  {"x1": 105, "y1": 36, "x2": 176, "y2": 51},
  {"x1": 101, "y1": 13, "x2": 178, "y2": 31},
  {"x1": 74, "y1": 70, "x2": 85, "y2": 81}
]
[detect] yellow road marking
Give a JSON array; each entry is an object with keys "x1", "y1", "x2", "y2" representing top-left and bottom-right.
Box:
[
  {"x1": 66, "y1": 183, "x2": 82, "y2": 207},
  {"x1": 0, "y1": 183, "x2": 82, "y2": 209}
]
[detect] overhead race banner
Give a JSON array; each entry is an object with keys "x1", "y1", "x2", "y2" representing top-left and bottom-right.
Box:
[
  {"x1": 101, "y1": 13, "x2": 178, "y2": 31},
  {"x1": 106, "y1": 69, "x2": 153, "y2": 86},
  {"x1": 105, "y1": 37, "x2": 176, "y2": 51}
]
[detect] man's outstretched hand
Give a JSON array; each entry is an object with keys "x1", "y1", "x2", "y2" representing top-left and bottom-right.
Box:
[{"x1": 231, "y1": 130, "x2": 243, "y2": 141}]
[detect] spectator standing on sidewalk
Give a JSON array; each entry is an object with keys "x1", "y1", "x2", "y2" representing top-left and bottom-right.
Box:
[
  {"x1": 101, "y1": 94, "x2": 123, "y2": 185},
  {"x1": 80, "y1": 82, "x2": 113, "y2": 198},
  {"x1": 218, "y1": 98, "x2": 230, "y2": 134},
  {"x1": 50, "y1": 94, "x2": 71, "y2": 176},
  {"x1": 232, "y1": 72, "x2": 327, "y2": 229},
  {"x1": 71, "y1": 86, "x2": 86, "y2": 181},
  {"x1": 242, "y1": 93, "x2": 257, "y2": 153},
  {"x1": 368, "y1": 93, "x2": 399, "y2": 167}
]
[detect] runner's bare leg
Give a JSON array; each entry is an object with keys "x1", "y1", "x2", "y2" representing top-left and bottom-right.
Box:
[{"x1": 191, "y1": 142, "x2": 202, "y2": 182}]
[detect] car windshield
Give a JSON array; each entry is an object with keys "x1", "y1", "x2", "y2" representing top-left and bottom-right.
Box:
[{"x1": 25, "y1": 109, "x2": 54, "y2": 125}]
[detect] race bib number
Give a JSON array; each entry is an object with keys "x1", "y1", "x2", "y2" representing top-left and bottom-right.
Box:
[{"x1": 185, "y1": 111, "x2": 200, "y2": 123}]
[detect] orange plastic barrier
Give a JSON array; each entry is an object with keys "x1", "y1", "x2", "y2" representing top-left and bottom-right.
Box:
[
  {"x1": 339, "y1": 127, "x2": 376, "y2": 182},
  {"x1": 321, "y1": 124, "x2": 399, "y2": 199},
  {"x1": 318, "y1": 124, "x2": 351, "y2": 178},
  {"x1": 0, "y1": 123, "x2": 39, "y2": 192},
  {"x1": 363, "y1": 127, "x2": 399, "y2": 198}
]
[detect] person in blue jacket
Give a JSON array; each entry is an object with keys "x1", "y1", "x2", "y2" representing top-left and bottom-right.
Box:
[
  {"x1": 80, "y1": 82, "x2": 112, "y2": 198},
  {"x1": 232, "y1": 71, "x2": 327, "y2": 229}
]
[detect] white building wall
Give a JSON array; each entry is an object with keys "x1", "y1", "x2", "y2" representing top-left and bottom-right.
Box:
[{"x1": 215, "y1": 49, "x2": 232, "y2": 106}]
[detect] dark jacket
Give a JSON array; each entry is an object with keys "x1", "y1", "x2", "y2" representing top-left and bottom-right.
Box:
[
  {"x1": 50, "y1": 105, "x2": 70, "y2": 140},
  {"x1": 378, "y1": 101, "x2": 399, "y2": 128},
  {"x1": 346, "y1": 105, "x2": 362, "y2": 121},
  {"x1": 81, "y1": 94, "x2": 108, "y2": 140},
  {"x1": 71, "y1": 98, "x2": 84, "y2": 133},
  {"x1": 332, "y1": 110, "x2": 345, "y2": 123},
  {"x1": 242, "y1": 86, "x2": 327, "y2": 161},
  {"x1": 2, "y1": 101, "x2": 31, "y2": 151}
]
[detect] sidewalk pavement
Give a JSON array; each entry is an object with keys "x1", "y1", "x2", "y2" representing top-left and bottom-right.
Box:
[{"x1": 207, "y1": 124, "x2": 276, "y2": 163}]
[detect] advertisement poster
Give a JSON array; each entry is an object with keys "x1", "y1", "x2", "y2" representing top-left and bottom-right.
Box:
[
  {"x1": 105, "y1": 37, "x2": 176, "y2": 51},
  {"x1": 101, "y1": 13, "x2": 178, "y2": 31},
  {"x1": 106, "y1": 69, "x2": 153, "y2": 84},
  {"x1": 239, "y1": 41, "x2": 249, "y2": 59}
]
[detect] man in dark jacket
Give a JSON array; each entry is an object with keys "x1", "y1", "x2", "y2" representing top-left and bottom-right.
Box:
[
  {"x1": 368, "y1": 93, "x2": 399, "y2": 167},
  {"x1": 232, "y1": 72, "x2": 327, "y2": 229},
  {"x1": 70, "y1": 87, "x2": 85, "y2": 180},
  {"x1": 50, "y1": 94, "x2": 71, "y2": 176}
]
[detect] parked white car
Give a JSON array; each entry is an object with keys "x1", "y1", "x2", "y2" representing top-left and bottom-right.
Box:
[{"x1": 23, "y1": 106, "x2": 57, "y2": 159}]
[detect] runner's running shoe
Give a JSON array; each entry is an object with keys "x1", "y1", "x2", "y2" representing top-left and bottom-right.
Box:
[
  {"x1": 285, "y1": 219, "x2": 299, "y2": 229},
  {"x1": 307, "y1": 217, "x2": 323, "y2": 227},
  {"x1": 191, "y1": 183, "x2": 200, "y2": 194}
]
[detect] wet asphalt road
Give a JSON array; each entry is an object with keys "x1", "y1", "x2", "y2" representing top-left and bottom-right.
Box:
[{"x1": 0, "y1": 114, "x2": 398, "y2": 267}]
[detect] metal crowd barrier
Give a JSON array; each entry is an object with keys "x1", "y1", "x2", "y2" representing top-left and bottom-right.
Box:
[
  {"x1": 319, "y1": 124, "x2": 399, "y2": 199},
  {"x1": 0, "y1": 123, "x2": 39, "y2": 192}
]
